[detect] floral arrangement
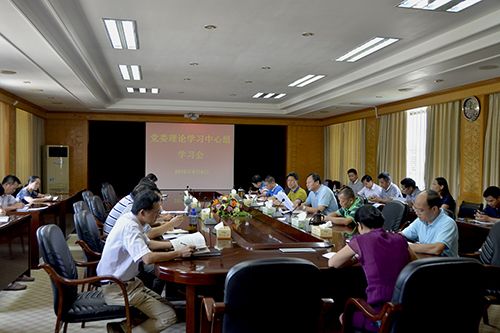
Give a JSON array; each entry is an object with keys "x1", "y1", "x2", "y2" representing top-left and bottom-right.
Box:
[{"x1": 210, "y1": 195, "x2": 250, "y2": 218}]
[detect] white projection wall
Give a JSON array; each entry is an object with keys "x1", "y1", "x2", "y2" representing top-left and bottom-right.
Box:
[{"x1": 146, "y1": 123, "x2": 234, "y2": 190}]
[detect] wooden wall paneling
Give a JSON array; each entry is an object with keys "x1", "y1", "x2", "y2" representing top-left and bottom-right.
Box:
[
  {"x1": 287, "y1": 125, "x2": 324, "y2": 188},
  {"x1": 45, "y1": 119, "x2": 88, "y2": 194},
  {"x1": 459, "y1": 95, "x2": 488, "y2": 204},
  {"x1": 364, "y1": 117, "x2": 379, "y2": 179}
]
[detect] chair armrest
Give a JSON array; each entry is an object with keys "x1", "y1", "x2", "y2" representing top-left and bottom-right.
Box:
[
  {"x1": 38, "y1": 263, "x2": 133, "y2": 333},
  {"x1": 342, "y1": 298, "x2": 400, "y2": 333},
  {"x1": 461, "y1": 251, "x2": 480, "y2": 259},
  {"x1": 75, "y1": 240, "x2": 102, "y2": 260},
  {"x1": 200, "y1": 297, "x2": 225, "y2": 333},
  {"x1": 75, "y1": 259, "x2": 100, "y2": 268}
]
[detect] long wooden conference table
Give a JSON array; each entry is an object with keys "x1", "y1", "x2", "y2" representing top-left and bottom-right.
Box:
[{"x1": 156, "y1": 191, "x2": 356, "y2": 333}]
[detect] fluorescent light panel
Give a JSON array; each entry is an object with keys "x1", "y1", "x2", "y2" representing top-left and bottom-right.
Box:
[
  {"x1": 297, "y1": 75, "x2": 325, "y2": 87},
  {"x1": 289, "y1": 74, "x2": 326, "y2": 87},
  {"x1": 253, "y1": 92, "x2": 264, "y2": 98},
  {"x1": 274, "y1": 93, "x2": 286, "y2": 99},
  {"x1": 336, "y1": 37, "x2": 399, "y2": 62},
  {"x1": 252, "y1": 92, "x2": 286, "y2": 99},
  {"x1": 151, "y1": 88, "x2": 159, "y2": 94},
  {"x1": 397, "y1": 0, "x2": 483, "y2": 12},
  {"x1": 103, "y1": 19, "x2": 139, "y2": 50},
  {"x1": 126, "y1": 87, "x2": 134, "y2": 93},
  {"x1": 288, "y1": 75, "x2": 315, "y2": 87},
  {"x1": 139, "y1": 87, "x2": 146, "y2": 93},
  {"x1": 119, "y1": 65, "x2": 141, "y2": 80}
]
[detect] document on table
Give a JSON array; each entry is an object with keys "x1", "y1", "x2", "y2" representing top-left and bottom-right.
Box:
[
  {"x1": 322, "y1": 252, "x2": 336, "y2": 259},
  {"x1": 170, "y1": 232, "x2": 207, "y2": 251},
  {"x1": 275, "y1": 191, "x2": 294, "y2": 211},
  {"x1": 279, "y1": 248, "x2": 316, "y2": 253}
]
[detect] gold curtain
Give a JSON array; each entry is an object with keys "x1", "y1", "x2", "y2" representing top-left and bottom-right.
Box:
[
  {"x1": 15, "y1": 108, "x2": 45, "y2": 184},
  {"x1": 0, "y1": 101, "x2": 9, "y2": 177},
  {"x1": 424, "y1": 101, "x2": 460, "y2": 199},
  {"x1": 483, "y1": 93, "x2": 500, "y2": 187},
  {"x1": 377, "y1": 112, "x2": 407, "y2": 185},
  {"x1": 326, "y1": 119, "x2": 365, "y2": 185}
]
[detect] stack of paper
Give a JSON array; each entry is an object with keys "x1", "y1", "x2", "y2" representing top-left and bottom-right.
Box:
[{"x1": 170, "y1": 232, "x2": 208, "y2": 252}]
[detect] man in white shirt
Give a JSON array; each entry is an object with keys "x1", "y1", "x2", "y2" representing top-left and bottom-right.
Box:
[
  {"x1": 97, "y1": 190, "x2": 194, "y2": 333},
  {"x1": 346, "y1": 168, "x2": 364, "y2": 194},
  {"x1": 371, "y1": 172, "x2": 403, "y2": 204},
  {"x1": 357, "y1": 175, "x2": 383, "y2": 202}
]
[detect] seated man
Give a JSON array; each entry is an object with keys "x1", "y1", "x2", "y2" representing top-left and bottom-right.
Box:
[
  {"x1": 285, "y1": 172, "x2": 307, "y2": 207},
  {"x1": 302, "y1": 173, "x2": 338, "y2": 215},
  {"x1": 401, "y1": 190, "x2": 458, "y2": 257},
  {"x1": 357, "y1": 175, "x2": 383, "y2": 202},
  {"x1": 325, "y1": 187, "x2": 362, "y2": 226},
  {"x1": 97, "y1": 190, "x2": 194, "y2": 333},
  {"x1": 370, "y1": 172, "x2": 403, "y2": 204},
  {"x1": 250, "y1": 174, "x2": 266, "y2": 195},
  {"x1": 16, "y1": 176, "x2": 52, "y2": 204},
  {"x1": 260, "y1": 175, "x2": 284, "y2": 198},
  {"x1": 400, "y1": 177, "x2": 421, "y2": 207},
  {"x1": 475, "y1": 186, "x2": 500, "y2": 223},
  {"x1": 1, "y1": 175, "x2": 24, "y2": 212},
  {"x1": 347, "y1": 168, "x2": 364, "y2": 194}
]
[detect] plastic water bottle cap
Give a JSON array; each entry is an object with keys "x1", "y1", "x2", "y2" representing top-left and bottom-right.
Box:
[{"x1": 191, "y1": 208, "x2": 196, "y2": 215}]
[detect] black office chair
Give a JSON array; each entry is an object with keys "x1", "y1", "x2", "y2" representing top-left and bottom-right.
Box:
[
  {"x1": 88, "y1": 195, "x2": 108, "y2": 229},
  {"x1": 200, "y1": 257, "x2": 332, "y2": 333},
  {"x1": 72, "y1": 200, "x2": 89, "y2": 213},
  {"x1": 81, "y1": 190, "x2": 94, "y2": 210},
  {"x1": 478, "y1": 222, "x2": 500, "y2": 325},
  {"x1": 37, "y1": 224, "x2": 134, "y2": 333},
  {"x1": 458, "y1": 201, "x2": 484, "y2": 219},
  {"x1": 101, "y1": 182, "x2": 119, "y2": 210},
  {"x1": 74, "y1": 210, "x2": 104, "y2": 262},
  {"x1": 381, "y1": 200, "x2": 408, "y2": 231},
  {"x1": 341, "y1": 257, "x2": 484, "y2": 333}
]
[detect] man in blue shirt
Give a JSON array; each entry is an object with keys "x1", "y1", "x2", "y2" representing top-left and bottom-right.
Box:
[
  {"x1": 302, "y1": 173, "x2": 338, "y2": 215},
  {"x1": 475, "y1": 186, "x2": 500, "y2": 223},
  {"x1": 401, "y1": 190, "x2": 458, "y2": 257},
  {"x1": 261, "y1": 175, "x2": 284, "y2": 197}
]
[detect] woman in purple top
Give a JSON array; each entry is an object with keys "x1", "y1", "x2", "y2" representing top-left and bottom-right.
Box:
[{"x1": 328, "y1": 205, "x2": 416, "y2": 332}]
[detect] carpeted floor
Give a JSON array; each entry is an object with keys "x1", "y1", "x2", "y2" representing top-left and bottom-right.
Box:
[{"x1": 0, "y1": 234, "x2": 185, "y2": 333}]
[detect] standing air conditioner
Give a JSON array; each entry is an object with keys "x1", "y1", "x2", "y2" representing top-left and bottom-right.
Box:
[{"x1": 42, "y1": 145, "x2": 69, "y2": 194}]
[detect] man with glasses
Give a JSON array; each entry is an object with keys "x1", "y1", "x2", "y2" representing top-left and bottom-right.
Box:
[{"x1": 98, "y1": 190, "x2": 194, "y2": 333}]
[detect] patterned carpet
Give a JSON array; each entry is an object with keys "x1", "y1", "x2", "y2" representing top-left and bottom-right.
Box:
[{"x1": 0, "y1": 234, "x2": 186, "y2": 333}]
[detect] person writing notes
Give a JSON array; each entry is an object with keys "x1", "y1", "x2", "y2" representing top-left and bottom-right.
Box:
[
  {"x1": 401, "y1": 190, "x2": 458, "y2": 257},
  {"x1": 475, "y1": 186, "x2": 500, "y2": 223},
  {"x1": 369, "y1": 172, "x2": 403, "y2": 204},
  {"x1": 16, "y1": 176, "x2": 52, "y2": 205},
  {"x1": 324, "y1": 187, "x2": 362, "y2": 226},
  {"x1": 1, "y1": 175, "x2": 24, "y2": 211},
  {"x1": 302, "y1": 173, "x2": 338, "y2": 215},
  {"x1": 97, "y1": 190, "x2": 194, "y2": 333},
  {"x1": 328, "y1": 205, "x2": 415, "y2": 332}
]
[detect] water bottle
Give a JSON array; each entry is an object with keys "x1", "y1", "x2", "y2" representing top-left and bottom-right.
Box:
[{"x1": 188, "y1": 208, "x2": 198, "y2": 233}]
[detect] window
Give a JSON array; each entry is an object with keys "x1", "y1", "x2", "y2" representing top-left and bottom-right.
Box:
[{"x1": 406, "y1": 107, "x2": 427, "y2": 189}]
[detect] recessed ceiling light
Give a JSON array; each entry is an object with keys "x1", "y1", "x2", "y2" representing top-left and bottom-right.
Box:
[
  {"x1": 398, "y1": 87, "x2": 413, "y2": 92},
  {"x1": 151, "y1": 88, "x2": 159, "y2": 94},
  {"x1": 434, "y1": 79, "x2": 444, "y2": 83},
  {"x1": 119, "y1": 64, "x2": 141, "y2": 80},
  {"x1": 0, "y1": 70, "x2": 17, "y2": 75},
  {"x1": 184, "y1": 78, "x2": 191, "y2": 81},
  {"x1": 289, "y1": 74, "x2": 326, "y2": 87},
  {"x1": 479, "y1": 65, "x2": 499, "y2": 70},
  {"x1": 252, "y1": 92, "x2": 286, "y2": 99},
  {"x1": 139, "y1": 87, "x2": 146, "y2": 93},
  {"x1": 261, "y1": 66, "x2": 271, "y2": 70},
  {"x1": 126, "y1": 87, "x2": 134, "y2": 93},
  {"x1": 302, "y1": 32, "x2": 314, "y2": 37},
  {"x1": 189, "y1": 62, "x2": 199, "y2": 66},
  {"x1": 336, "y1": 37, "x2": 399, "y2": 62},
  {"x1": 204, "y1": 24, "x2": 217, "y2": 30},
  {"x1": 397, "y1": 0, "x2": 483, "y2": 12},
  {"x1": 103, "y1": 19, "x2": 139, "y2": 49}
]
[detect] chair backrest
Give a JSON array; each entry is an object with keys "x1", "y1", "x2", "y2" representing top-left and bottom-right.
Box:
[
  {"x1": 222, "y1": 257, "x2": 322, "y2": 333},
  {"x1": 74, "y1": 210, "x2": 104, "y2": 256},
  {"x1": 389, "y1": 257, "x2": 483, "y2": 333},
  {"x1": 73, "y1": 200, "x2": 89, "y2": 213},
  {"x1": 81, "y1": 190, "x2": 94, "y2": 210},
  {"x1": 89, "y1": 195, "x2": 108, "y2": 222},
  {"x1": 458, "y1": 201, "x2": 484, "y2": 219},
  {"x1": 479, "y1": 222, "x2": 500, "y2": 266},
  {"x1": 36, "y1": 224, "x2": 78, "y2": 316},
  {"x1": 381, "y1": 200, "x2": 408, "y2": 231},
  {"x1": 101, "y1": 182, "x2": 118, "y2": 207}
]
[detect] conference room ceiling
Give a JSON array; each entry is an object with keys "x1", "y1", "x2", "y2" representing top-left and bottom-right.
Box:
[{"x1": 1, "y1": 0, "x2": 500, "y2": 119}]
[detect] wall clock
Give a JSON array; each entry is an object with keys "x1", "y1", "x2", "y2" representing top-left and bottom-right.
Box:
[{"x1": 462, "y1": 96, "x2": 481, "y2": 121}]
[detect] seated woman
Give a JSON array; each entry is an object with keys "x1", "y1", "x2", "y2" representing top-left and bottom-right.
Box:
[
  {"x1": 431, "y1": 177, "x2": 456, "y2": 214},
  {"x1": 16, "y1": 176, "x2": 51, "y2": 205},
  {"x1": 328, "y1": 205, "x2": 416, "y2": 332}
]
